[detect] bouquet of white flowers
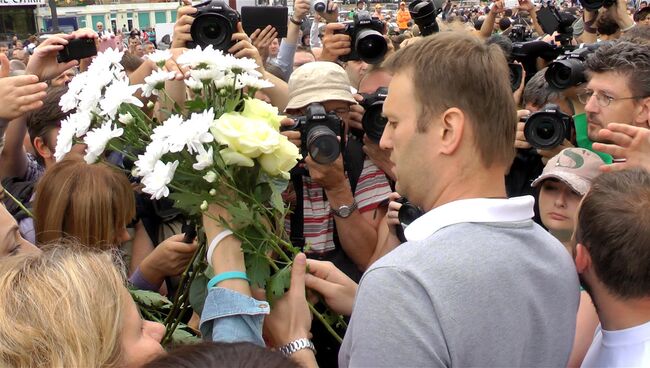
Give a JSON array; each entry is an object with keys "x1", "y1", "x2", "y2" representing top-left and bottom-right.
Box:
[{"x1": 55, "y1": 46, "x2": 345, "y2": 344}]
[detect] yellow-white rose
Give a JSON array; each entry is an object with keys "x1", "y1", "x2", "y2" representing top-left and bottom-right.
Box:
[
  {"x1": 259, "y1": 136, "x2": 301, "y2": 179},
  {"x1": 211, "y1": 112, "x2": 281, "y2": 159},
  {"x1": 241, "y1": 98, "x2": 284, "y2": 130},
  {"x1": 220, "y1": 147, "x2": 254, "y2": 167}
]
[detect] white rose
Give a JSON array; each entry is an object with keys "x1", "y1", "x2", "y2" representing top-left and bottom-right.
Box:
[
  {"x1": 220, "y1": 147, "x2": 255, "y2": 167},
  {"x1": 259, "y1": 137, "x2": 301, "y2": 179},
  {"x1": 241, "y1": 98, "x2": 284, "y2": 130},
  {"x1": 211, "y1": 112, "x2": 281, "y2": 159}
]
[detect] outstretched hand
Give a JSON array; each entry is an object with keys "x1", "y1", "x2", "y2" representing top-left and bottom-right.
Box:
[{"x1": 593, "y1": 123, "x2": 650, "y2": 173}]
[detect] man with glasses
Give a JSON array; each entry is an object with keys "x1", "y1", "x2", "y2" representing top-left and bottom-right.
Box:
[{"x1": 579, "y1": 41, "x2": 650, "y2": 143}]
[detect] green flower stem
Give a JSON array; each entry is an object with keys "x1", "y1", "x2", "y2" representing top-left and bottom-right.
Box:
[
  {"x1": 309, "y1": 304, "x2": 343, "y2": 343},
  {"x1": 2, "y1": 187, "x2": 33, "y2": 218}
]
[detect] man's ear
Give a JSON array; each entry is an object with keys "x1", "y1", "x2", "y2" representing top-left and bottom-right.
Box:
[
  {"x1": 438, "y1": 107, "x2": 465, "y2": 156},
  {"x1": 33, "y1": 136, "x2": 53, "y2": 161},
  {"x1": 634, "y1": 96, "x2": 650, "y2": 128},
  {"x1": 574, "y1": 243, "x2": 592, "y2": 274}
]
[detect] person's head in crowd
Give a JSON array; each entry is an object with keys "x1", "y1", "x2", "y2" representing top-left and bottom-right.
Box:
[
  {"x1": 128, "y1": 36, "x2": 141, "y2": 52},
  {"x1": 26, "y1": 86, "x2": 81, "y2": 168},
  {"x1": 531, "y1": 148, "x2": 603, "y2": 251},
  {"x1": 399, "y1": 1, "x2": 406, "y2": 11},
  {"x1": 473, "y1": 18, "x2": 485, "y2": 31},
  {"x1": 619, "y1": 24, "x2": 650, "y2": 43},
  {"x1": 358, "y1": 65, "x2": 392, "y2": 96},
  {"x1": 0, "y1": 245, "x2": 165, "y2": 367},
  {"x1": 293, "y1": 46, "x2": 315, "y2": 70},
  {"x1": 300, "y1": 33, "x2": 310, "y2": 47},
  {"x1": 130, "y1": 29, "x2": 140, "y2": 39},
  {"x1": 143, "y1": 41, "x2": 155, "y2": 54},
  {"x1": 0, "y1": 42, "x2": 8, "y2": 55},
  {"x1": 50, "y1": 67, "x2": 77, "y2": 87},
  {"x1": 498, "y1": 17, "x2": 512, "y2": 32},
  {"x1": 641, "y1": 0, "x2": 648, "y2": 8},
  {"x1": 10, "y1": 48, "x2": 28, "y2": 65},
  {"x1": 634, "y1": 6, "x2": 650, "y2": 25},
  {"x1": 33, "y1": 159, "x2": 135, "y2": 248},
  {"x1": 357, "y1": 0, "x2": 366, "y2": 10},
  {"x1": 582, "y1": 41, "x2": 650, "y2": 142},
  {"x1": 523, "y1": 68, "x2": 574, "y2": 114},
  {"x1": 134, "y1": 44, "x2": 145, "y2": 58},
  {"x1": 504, "y1": 8, "x2": 513, "y2": 18},
  {"x1": 343, "y1": 60, "x2": 369, "y2": 90},
  {"x1": 285, "y1": 62, "x2": 357, "y2": 127},
  {"x1": 574, "y1": 169, "x2": 650, "y2": 313},
  {"x1": 0, "y1": 198, "x2": 39, "y2": 257},
  {"x1": 8, "y1": 59, "x2": 26, "y2": 76},
  {"x1": 381, "y1": 32, "x2": 517, "y2": 209},
  {"x1": 596, "y1": 12, "x2": 620, "y2": 40},
  {"x1": 14, "y1": 40, "x2": 23, "y2": 50},
  {"x1": 143, "y1": 341, "x2": 299, "y2": 368},
  {"x1": 486, "y1": 34, "x2": 513, "y2": 61},
  {"x1": 121, "y1": 51, "x2": 144, "y2": 75},
  {"x1": 269, "y1": 38, "x2": 280, "y2": 58},
  {"x1": 96, "y1": 22, "x2": 104, "y2": 32}
]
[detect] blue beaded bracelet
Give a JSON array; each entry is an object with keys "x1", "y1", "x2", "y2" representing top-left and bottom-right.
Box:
[{"x1": 207, "y1": 271, "x2": 249, "y2": 289}]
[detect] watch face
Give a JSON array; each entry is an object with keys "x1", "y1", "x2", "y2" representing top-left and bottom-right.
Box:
[{"x1": 338, "y1": 206, "x2": 352, "y2": 217}]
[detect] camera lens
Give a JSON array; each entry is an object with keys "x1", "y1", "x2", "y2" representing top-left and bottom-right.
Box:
[
  {"x1": 355, "y1": 28, "x2": 388, "y2": 64},
  {"x1": 307, "y1": 126, "x2": 340, "y2": 164},
  {"x1": 524, "y1": 115, "x2": 565, "y2": 149},
  {"x1": 545, "y1": 59, "x2": 586, "y2": 90},
  {"x1": 398, "y1": 202, "x2": 424, "y2": 226},
  {"x1": 362, "y1": 103, "x2": 388, "y2": 143},
  {"x1": 313, "y1": 0, "x2": 326, "y2": 12},
  {"x1": 191, "y1": 13, "x2": 233, "y2": 51}
]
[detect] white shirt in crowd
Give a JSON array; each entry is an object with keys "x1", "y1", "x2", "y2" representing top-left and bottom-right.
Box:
[{"x1": 581, "y1": 321, "x2": 650, "y2": 368}]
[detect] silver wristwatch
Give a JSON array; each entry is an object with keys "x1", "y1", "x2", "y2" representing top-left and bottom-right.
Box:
[
  {"x1": 278, "y1": 338, "x2": 316, "y2": 357},
  {"x1": 331, "y1": 200, "x2": 358, "y2": 218}
]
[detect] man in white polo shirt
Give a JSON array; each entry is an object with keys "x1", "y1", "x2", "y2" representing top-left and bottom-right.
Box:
[{"x1": 302, "y1": 32, "x2": 580, "y2": 367}]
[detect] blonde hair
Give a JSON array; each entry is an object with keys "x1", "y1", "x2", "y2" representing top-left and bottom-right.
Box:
[
  {"x1": 0, "y1": 244, "x2": 126, "y2": 367},
  {"x1": 33, "y1": 158, "x2": 136, "y2": 248}
]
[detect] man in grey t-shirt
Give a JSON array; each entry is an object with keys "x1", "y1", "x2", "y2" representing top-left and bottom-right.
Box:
[{"x1": 300, "y1": 32, "x2": 580, "y2": 367}]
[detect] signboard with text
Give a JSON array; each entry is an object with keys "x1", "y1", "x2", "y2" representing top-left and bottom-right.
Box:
[{"x1": 0, "y1": 0, "x2": 45, "y2": 6}]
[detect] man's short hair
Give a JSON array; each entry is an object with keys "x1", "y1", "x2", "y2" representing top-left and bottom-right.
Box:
[
  {"x1": 499, "y1": 17, "x2": 512, "y2": 31},
  {"x1": 585, "y1": 41, "x2": 650, "y2": 98},
  {"x1": 143, "y1": 41, "x2": 154, "y2": 47},
  {"x1": 523, "y1": 68, "x2": 563, "y2": 108},
  {"x1": 576, "y1": 169, "x2": 650, "y2": 299},
  {"x1": 619, "y1": 24, "x2": 650, "y2": 44},
  {"x1": 27, "y1": 86, "x2": 71, "y2": 164},
  {"x1": 384, "y1": 32, "x2": 517, "y2": 168},
  {"x1": 596, "y1": 12, "x2": 620, "y2": 36}
]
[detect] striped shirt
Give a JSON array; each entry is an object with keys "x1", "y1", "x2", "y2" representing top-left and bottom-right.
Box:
[{"x1": 287, "y1": 158, "x2": 391, "y2": 253}]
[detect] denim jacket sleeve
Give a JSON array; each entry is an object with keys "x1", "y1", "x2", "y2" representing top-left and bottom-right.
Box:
[{"x1": 199, "y1": 287, "x2": 270, "y2": 347}]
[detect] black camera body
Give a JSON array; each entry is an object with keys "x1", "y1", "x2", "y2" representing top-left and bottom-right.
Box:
[
  {"x1": 189, "y1": 0, "x2": 240, "y2": 52},
  {"x1": 408, "y1": 0, "x2": 443, "y2": 37},
  {"x1": 508, "y1": 24, "x2": 533, "y2": 43},
  {"x1": 282, "y1": 103, "x2": 344, "y2": 165},
  {"x1": 359, "y1": 87, "x2": 388, "y2": 143},
  {"x1": 579, "y1": 0, "x2": 615, "y2": 11},
  {"x1": 57, "y1": 38, "x2": 97, "y2": 63},
  {"x1": 394, "y1": 197, "x2": 424, "y2": 243},
  {"x1": 335, "y1": 11, "x2": 387, "y2": 65},
  {"x1": 524, "y1": 104, "x2": 574, "y2": 150},
  {"x1": 508, "y1": 62, "x2": 524, "y2": 92},
  {"x1": 545, "y1": 44, "x2": 600, "y2": 90}
]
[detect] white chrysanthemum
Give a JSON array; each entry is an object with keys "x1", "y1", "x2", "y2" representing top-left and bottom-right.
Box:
[
  {"x1": 214, "y1": 74, "x2": 236, "y2": 89},
  {"x1": 141, "y1": 160, "x2": 179, "y2": 200},
  {"x1": 99, "y1": 79, "x2": 143, "y2": 119},
  {"x1": 192, "y1": 145, "x2": 214, "y2": 171},
  {"x1": 142, "y1": 70, "x2": 175, "y2": 97},
  {"x1": 145, "y1": 49, "x2": 172, "y2": 68},
  {"x1": 82, "y1": 121, "x2": 124, "y2": 164},
  {"x1": 185, "y1": 78, "x2": 203, "y2": 92},
  {"x1": 177, "y1": 45, "x2": 226, "y2": 69},
  {"x1": 118, "y1": 112, "x2": 134, "y2": 125},
  {"x1": 78, "y1": 84, "x2": 103, "y2": 115},
  {"x1": 151, "y1": 114, "x2": 184, "y2": 144},
  {"x1": 178, "y1": 109, "x2": 215, "y2": 154},
  {"x1": 53, "y1": 116, "x2": 78, "y2": 162},
  {"x1": 71, "y1": 110, "x2": 93, "y2": 138},
  {"x1": 190, "y1": 67, "x2": 223, "y2": 82},
  {"x1": 236, "y1": 73, "x2": 274, "y2": 90},
  {"x1": 59, "y1": 72, "x2": 88, "y2": 112},
  {"x1": 223, "y1": 54, "x2": 260, "y2": 75},
  {"x1": 134, "y1": 140, "x2": 169, "y2": 176}
]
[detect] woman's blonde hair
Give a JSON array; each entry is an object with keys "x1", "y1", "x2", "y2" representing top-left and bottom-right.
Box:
[
  {"x1": 33, "y1": 158, "x2": 136, "y2": 248},
  {"x1": 0, "y1": 244, "x2": 126, "y2": 367}
]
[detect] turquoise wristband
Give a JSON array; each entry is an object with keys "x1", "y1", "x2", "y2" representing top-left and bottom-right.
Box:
[{"x1": 207, "y1": 271, "x2": 249, "y2": 289}]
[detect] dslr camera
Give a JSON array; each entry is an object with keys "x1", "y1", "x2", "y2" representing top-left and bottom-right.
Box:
[
  {"x1": 335, "y1": 11, "x2": 387, "y2": 65},
  {"x1": 545, "y1": 44, "x2": 600, "y2": 90},
  {"x1": 281, "y1": 103, "x2": 344, "y2": 165},
  {"x1": 408, "y1": 0, "x2": 443, "y2": 37},
  {"x1": 524, "y1": 104, "x2": 574, "y2": 150},
  {"x1": 359, "y1": 87, "x2": 388, "y2": 143},
  {"x1": 189, "y1": 0, "x2": 240, "y2": 51},
  {"x1": 312, "y1": 0, "x2": 327, "y2": 13},
  {"x1": 579, "y1": 0, "x2": 615, "y2": 11},
  {"x1": 394, "y1": 197, "x2": 424, "y2": 243},
  {"x1": 508, "y1": 23, "x2": 533, "y2": 43}
]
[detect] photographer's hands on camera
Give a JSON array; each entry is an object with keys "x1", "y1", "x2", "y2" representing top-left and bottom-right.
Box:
[
  {"x1": 27, "y1": 29, "x2": 97, "y2": 82},
  {"x1": 515, "y1": 109, "x2": 574, "y2": 164}
]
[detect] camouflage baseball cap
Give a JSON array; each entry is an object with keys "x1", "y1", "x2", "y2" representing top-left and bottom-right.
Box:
[{"x1": 531, "y1": 148, "x2": 604, "y2": 196}]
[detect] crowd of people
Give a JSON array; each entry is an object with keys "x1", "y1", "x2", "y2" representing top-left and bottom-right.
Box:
[{"x1": 0, "y1": 0, "x2": 649, "y2": 366}]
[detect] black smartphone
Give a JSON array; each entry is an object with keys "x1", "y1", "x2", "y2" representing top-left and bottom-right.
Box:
[
  {"x1": 241, "y1": 6, "x2": 288, "y2": 39},
  {"x1": 536, "y1": 6, "x2": 559, "y2": 35},
  {"x1": 57, "y1": 38, "x2": 97, "y2": 63}
]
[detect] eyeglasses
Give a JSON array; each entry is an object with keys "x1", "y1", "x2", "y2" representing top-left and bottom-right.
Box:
[{"x1": 577, "y1": 89, "x2": 647, "y2": 107}]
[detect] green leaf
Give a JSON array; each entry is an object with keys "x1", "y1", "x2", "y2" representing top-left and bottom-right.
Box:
[
  {"x1": 266, "y1": 265, "x2": 291, "y2": 305},
  {"x1": 188, "y1": 272, "x2": 210, "y2": 317},
  {"x1": 170, "y1": 326, "x2": 201, "y2": 345},
  {"x1": 169, "y1": 192, "x2": 205, "y2": 216},
  {"x1": 186, "y1": 98, "x2": 208, "y2": 112},
  {"x1": 227, "y1": 202, "x2": 255, "y2": 228},
  {"x1": 254, "y1": 182, "x2": 272, "y2": 204},
  {"x1": 245, "y1": 252, "x2": 271, "y2": 289},
  {"x1": 129, "y1": 288, "x2": 172, "y2": 309}
]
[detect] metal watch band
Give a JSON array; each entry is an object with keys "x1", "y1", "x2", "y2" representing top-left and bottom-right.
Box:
[
  {"x1": 278, "y1": 338, "x2": 316, "y2": 357},
  {"x1": 331, "y1": 200, "x2": 358, "y2": 218}
]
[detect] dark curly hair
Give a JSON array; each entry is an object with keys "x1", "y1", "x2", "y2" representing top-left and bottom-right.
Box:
[{"x1": 585, "y1": 40, "x2": 650, "y2": 98}]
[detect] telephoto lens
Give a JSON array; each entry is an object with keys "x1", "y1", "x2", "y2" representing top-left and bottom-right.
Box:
[
  {"x1": 306, "y1": 126, "x2": 340, "y2": 164},
  {"x1": 524, "y1": 104, "x2": 575, "y2": 150}
]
